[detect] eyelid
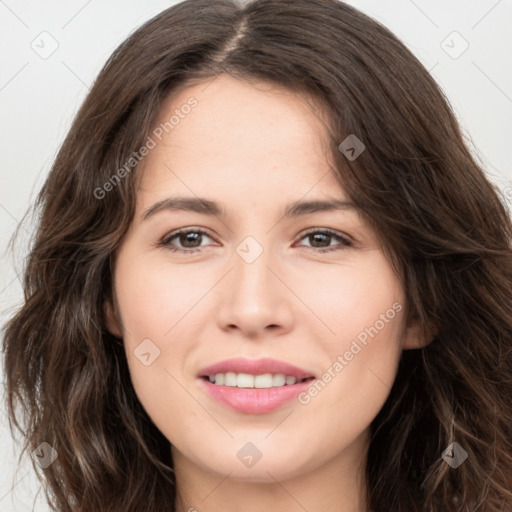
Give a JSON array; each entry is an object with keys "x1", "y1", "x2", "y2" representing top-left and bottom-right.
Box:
[
  {"x1": 296, "y1": 227, "x2": 353, "y2": 246},
  {"x1": 292, "y1": 228, "x2": 353, "y2": 254},
  {"x1": 159, "y1": 226, "x2": 218, "y2": 247}
]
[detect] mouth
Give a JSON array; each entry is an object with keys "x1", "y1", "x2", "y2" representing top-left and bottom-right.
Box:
[
  {"x1": 197, "y1": 357, "x2": 316, "y2": 413},
  {"x1": 197, "y1": 357, "x2": 316, "y2": 385}
]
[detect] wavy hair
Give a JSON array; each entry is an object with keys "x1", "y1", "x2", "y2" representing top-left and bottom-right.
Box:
[{"x1": 3, "y1": 0, "x2": 512, "y2": 510}]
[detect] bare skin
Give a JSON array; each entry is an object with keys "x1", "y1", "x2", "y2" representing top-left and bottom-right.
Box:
[{"x1": 106, "y1": 74, "x2": 430, "y2": 512}]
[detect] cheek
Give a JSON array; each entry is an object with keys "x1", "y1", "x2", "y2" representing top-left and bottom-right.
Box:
[
  {"x1": 114, "y1": 244, "x2": 218, "y2": 358},
  {"x1": 112, "y1": 250, "x2": 211, "y2": 436},
  {"x1": 294, "y1": 249, "x2": 404, "y2": 347},
  {"x1": 321, "y1": 310, "x2": 404, "y2": 410},
  {"x1": 296, "y1": 252, "x2": 405, "y2": 427},
  {"x1": 293, "y1": 310, "x2": 404, "y2": 468}
]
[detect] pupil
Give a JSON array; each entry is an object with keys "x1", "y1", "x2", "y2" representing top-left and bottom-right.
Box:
[
  {"x1": 182, "y1": 232, "x2": 200, "y2": 247},
  {"x1": 311, "y1": 233, "x2": 329, "y2": 247}
]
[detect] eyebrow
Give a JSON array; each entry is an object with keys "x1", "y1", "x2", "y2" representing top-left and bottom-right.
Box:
[{"x1": 142, "y1": 196, "x2": 358, "y2": 221}]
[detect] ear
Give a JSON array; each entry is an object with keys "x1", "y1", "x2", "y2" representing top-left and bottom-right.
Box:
[
  {"x1": 402, "y1": 310, "x2": 437, "y2": 350},
  {"x1": 104, "y1": 300, "x2": 123, "y2": 338}
]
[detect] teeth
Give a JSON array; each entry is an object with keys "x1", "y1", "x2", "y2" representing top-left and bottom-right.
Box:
[
  {"x1": 237, "y1": 373, "x2": 254, "y2": 388},
  {"x1": 208, "y1": 372, "x2": 303, "y2": 388},
  {"x1": 254, "y1": 374, "x2": 272, "y2": 388},
  {"x1": 225, "y1": 372, "x2": 237, "y2": 386},
  {"x1": 272, "y1": 374, "x2": 286, "y2": 387}
]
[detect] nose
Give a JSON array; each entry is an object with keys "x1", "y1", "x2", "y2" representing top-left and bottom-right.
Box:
[{"x1": 217, "y1": 243, "x2": 294, "y2": 339}]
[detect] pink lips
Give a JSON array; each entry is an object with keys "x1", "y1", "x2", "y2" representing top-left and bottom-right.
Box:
[{"x1": 197, "y1": 357, "x2": 316, "y2": 414}]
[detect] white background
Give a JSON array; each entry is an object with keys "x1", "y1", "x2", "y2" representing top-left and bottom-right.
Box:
[{"x1": 1, "y1": 0, "x2": 511, "y2": 509}]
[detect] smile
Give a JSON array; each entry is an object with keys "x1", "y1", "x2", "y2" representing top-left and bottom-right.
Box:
[{"x1": 204, "y1": 372, "x2": 313, "y2": 388}]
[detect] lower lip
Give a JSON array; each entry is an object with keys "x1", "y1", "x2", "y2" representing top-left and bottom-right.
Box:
[{"x1": 198, "y1": 377, "x2": 314, "y2": 414}]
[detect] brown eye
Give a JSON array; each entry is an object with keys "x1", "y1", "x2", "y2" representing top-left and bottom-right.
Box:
[
  {"x1": 160, "y1": 228, "x2": 215, "y2": 253},
  {"x1": 308, "y1": 232, "x2": 332, "y2": 248},
  {"x1": 176, "y1": 231, "x2": 202, "y2": 248},
  {"x1": 296, "y1": 229, "x2": 353, "y2": 253}
]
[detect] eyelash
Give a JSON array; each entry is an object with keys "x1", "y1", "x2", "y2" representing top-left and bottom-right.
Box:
[{"x1": 158, "y1": 227, "x2": 353, "y2": 254}]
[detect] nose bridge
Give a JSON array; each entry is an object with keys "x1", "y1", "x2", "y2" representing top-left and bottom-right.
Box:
[{"x1": 231, "y1": 234, "x2": 276, "y2": 304}]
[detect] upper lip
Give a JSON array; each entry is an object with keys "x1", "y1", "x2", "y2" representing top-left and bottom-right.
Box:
[{"x1": 198, "y1": 357, "x2": 315, "y2": 380}]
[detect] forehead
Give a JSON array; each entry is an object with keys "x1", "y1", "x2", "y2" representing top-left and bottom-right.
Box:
[{"x1": 137, "y1": 74, "x2": 345, "y2": 205}]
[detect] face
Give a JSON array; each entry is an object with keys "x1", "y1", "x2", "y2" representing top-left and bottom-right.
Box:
[{"x1": 106, "y1": 74, "x2": 425, "y2": 483}]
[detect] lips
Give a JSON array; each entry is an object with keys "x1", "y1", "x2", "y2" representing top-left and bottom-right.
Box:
[
  {"x1": 196, "y1": 357, "x2": 317, "y2": 414},
  {"x1": 198, "y1": 357, "x2": 316, "y2": 381}
]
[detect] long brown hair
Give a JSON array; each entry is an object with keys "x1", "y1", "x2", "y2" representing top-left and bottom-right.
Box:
[{"x1": 3, "y1": 0, "x2": 512, "y2": 510}]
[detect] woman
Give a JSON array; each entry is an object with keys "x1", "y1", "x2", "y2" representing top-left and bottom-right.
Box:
[{"x1": 3, "y1": 0, "x2": 512, "y2": 510}]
